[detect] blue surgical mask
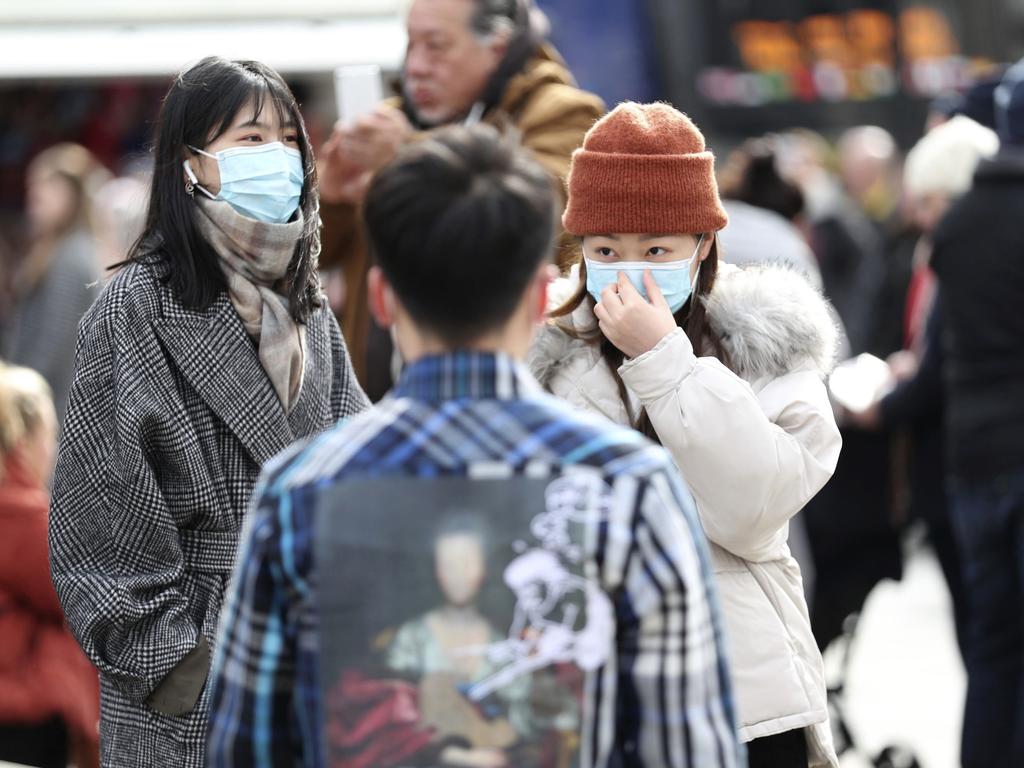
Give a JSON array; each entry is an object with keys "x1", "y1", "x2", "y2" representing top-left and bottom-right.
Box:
[
  {"x1": 585, "y1": 235, "x2": 704, "y2": 313},
  {"x1": 184, "y1": 142, "x2": 304, "y2": 224}
]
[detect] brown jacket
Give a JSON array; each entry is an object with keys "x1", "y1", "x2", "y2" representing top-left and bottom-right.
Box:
[{"x1": 319, "y1": 44, "x2": 605, "y2": 388}]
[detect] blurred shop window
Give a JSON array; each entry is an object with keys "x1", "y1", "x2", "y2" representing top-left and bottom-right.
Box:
[{"x1": 698, "y1": 4, "x2": 985, "y2": 108}]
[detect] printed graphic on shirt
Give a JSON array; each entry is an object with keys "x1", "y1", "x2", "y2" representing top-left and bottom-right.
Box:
[{"x1": 314, "y1": 472, "x2": 615, "y2": 768}]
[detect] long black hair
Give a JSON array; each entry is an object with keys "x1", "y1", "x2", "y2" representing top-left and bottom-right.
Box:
[{"x1": 125, "y1": 56, "x2": 321, "y2": 322}]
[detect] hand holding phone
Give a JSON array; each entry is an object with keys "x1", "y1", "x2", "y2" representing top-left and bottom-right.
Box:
[
  {"x1": 334, "y1": 65, "x2": 383, "y2": 127},
  {"x1": 321, "y1": 65, "x2": 410, "y2": 203}
]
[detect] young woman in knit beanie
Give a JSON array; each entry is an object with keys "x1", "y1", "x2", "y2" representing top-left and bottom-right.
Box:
[{"x1": 529, "y1": 102, "x2": 841, "y2": 768}]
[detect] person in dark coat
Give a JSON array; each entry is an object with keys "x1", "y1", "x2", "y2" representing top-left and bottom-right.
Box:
[
  {"x1": 848, "y1": 115, "x2": 999, "y2": 658},
  {"x1": 930, "y1": 60, "x2": 1024, "y2": 768},
  {"x1": 48, "y1": 57, "x2": 369, "y2": 768}
]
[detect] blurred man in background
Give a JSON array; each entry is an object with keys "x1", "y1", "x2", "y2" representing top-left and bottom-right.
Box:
[
  {"x1": 931, "y1": 60, "x2": 1024, "y2": 768},
  {"x1": 837, "y1": 126, "x2": 900, "y2": 229},
  {"x1": 837, "y1": 125, "x2": 915, "y2": 360},
  {"x1": 317, "y1": 0, "x2": 604, "y2": 399},
  {"x1": 779, "y1": 128, "x2": 885, "y2": 358}
]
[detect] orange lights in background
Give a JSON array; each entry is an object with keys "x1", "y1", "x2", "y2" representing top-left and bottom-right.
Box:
[{"x1": 699, "y1": 5, "x2": 969, "y2": 106}]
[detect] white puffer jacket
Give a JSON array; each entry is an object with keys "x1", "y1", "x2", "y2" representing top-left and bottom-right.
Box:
[{"x1": 529, "y1": 263, "x2": 841, "y2": 767}]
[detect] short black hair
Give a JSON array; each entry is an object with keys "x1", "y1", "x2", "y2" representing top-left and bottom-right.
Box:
[
  {"x1": 363, "y1": 124, "x2": 554, "y2": 345},
  {"x1": 126, "y1": 56, "x2": 321, "y2": 322}
]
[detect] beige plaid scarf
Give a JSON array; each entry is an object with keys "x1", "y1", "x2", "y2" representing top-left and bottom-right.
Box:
[{"x1": 195, "y1": 197, "x2": 306, "y2": 412}]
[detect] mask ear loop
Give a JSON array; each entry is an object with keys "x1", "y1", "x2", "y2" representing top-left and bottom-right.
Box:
[
  {"x1": 690, "y1": 233, "x2": 706, "y2": 295},
  {"x1": 182, "y1": 159, "x2": 218, "y2": 200},
  {"x1": 182, "y1": 145, "x2": 218, "y2": 201},
  {"x1": 182, "y1": 160, "x2": 196, "y2": 197}
]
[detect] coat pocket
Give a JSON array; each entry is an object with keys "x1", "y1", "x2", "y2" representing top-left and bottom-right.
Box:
[
  {"x1": 146, "y1": 634, "x2": 211, "y2": 716},
  {"x1": 714, "y1": 569, "x2": 811, "y2": 730},
  {"x1": 145, "y1": 677, "x2": 213, "y2": 762}
]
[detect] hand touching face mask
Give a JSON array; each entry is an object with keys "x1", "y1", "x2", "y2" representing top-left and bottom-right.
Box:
[
  {"x1": 585, "y1": 234, "x2": 703, "y2": 313},
  {"x1": 593, "y1": 270, "x2": 688, "y2": 359},
  {"x1": 587, "y1": 235, "x2": 704, "y2": 358}
]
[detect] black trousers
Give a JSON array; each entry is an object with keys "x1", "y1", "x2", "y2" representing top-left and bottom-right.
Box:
[
  {"x1": 747, "y1": 727, "x2": 808, "y2": 768},
  {"x1": 0, "y1": 716, "x2": 69, "y2": 768}
]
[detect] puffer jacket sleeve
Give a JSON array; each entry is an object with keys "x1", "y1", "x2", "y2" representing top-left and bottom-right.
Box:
[
  {"x1": 49, "y1": 290, "x2": 205, "y2": 707},
  {"x1": 619, "y1": 328, "x2": 841, "y2": 563}
]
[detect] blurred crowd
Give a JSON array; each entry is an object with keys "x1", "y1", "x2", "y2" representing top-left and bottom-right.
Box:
[{"x1": 1, "y1": 1, "x2": 1024, "y2": 767}]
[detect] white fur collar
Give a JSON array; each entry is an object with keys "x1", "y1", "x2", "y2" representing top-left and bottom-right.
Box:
[
  {"x1": 530, "y1": 262, "x2": 838, "y2": 386},
  {"x1": 707, "y1": 263, "x2": 838, "y2": 382}
]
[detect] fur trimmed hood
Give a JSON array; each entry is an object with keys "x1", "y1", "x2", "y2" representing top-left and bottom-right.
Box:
[
  {"x1": 531, "y1": 262, "x2": 839, "y2": 387},
  {"x1": 707, "y1": 263, "x2": 838, "y2": 383}
]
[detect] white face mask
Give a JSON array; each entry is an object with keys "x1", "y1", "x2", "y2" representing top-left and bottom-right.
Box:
[
  {"x1": 584, "y1": 234, "x2": 704, "y2": 313},
  {"x1": 184, "y1": 141, "x2": 304, "y2": 224}
]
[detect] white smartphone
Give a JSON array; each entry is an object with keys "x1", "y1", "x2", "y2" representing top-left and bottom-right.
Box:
[{"x1": 334, "y1": 64, "x2": 384, "y2": 126}]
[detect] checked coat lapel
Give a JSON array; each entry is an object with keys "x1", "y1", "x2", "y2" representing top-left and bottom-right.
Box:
[
  {"x1": 154, "y1": 291, "x2": 297, "y2": 468},
  {"x1": 286, "y1": 304, "x2": 333, "y2": 440}
]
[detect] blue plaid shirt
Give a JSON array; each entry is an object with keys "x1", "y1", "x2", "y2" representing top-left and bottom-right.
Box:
[{"x1": 208, "y1": 351, "x2": 741, "y2": 768}]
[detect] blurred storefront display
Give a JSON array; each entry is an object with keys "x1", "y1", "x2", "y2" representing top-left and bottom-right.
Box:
[{"x1": 648, "y1": 0, "x2": 1023, "y2": 144}]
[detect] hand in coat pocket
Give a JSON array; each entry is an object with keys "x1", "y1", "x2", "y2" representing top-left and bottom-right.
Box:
[{"x1": 145, "y1": 634, "x2": 210, "y2": 716}]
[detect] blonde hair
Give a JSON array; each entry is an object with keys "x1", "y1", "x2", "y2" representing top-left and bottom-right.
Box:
[{"x1": 0, "y1": 362, "x2": 55, "y2": 479}]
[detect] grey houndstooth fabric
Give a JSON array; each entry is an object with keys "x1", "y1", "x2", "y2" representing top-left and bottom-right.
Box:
[{"x1": 49, "y1": 261, "x2": 369, "y2": 767}]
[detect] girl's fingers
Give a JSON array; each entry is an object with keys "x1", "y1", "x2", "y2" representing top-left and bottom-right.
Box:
[
  {"x1": 616, "y1": 271, "x2": 640, "y2": 303},
  {"x1": 601, "y1": 283, "x2": 622, "y2": 307},
  {"x1": 643, "y1": 269, "x2": 669, "y2": 308}
]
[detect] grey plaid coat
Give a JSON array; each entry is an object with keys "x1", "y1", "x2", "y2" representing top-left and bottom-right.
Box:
[{"x1": 49, "y1": 262, "x2": 369, "y2": 767}]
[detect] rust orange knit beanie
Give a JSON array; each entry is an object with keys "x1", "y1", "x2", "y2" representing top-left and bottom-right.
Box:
[{"x1": 562, "y1": 102, "x2": 729, "y2": 235}]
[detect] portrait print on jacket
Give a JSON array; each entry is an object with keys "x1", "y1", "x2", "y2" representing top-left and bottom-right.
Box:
[{"x1": 315, "y1": 473, "x2": 623, "y2": 768}]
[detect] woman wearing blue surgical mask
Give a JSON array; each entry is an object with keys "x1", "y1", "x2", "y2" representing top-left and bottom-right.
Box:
[
  {"x1": 48, "y1": 57, "x2": 369, "y2": 767},
  {"x1": 529, "y1": 103, "x2": 843, "y2": 768}
]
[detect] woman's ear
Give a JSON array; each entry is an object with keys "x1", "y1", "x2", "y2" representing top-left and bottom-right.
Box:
[{"x1": 697, "y1": 232, "x2": 715, "y2": 263}]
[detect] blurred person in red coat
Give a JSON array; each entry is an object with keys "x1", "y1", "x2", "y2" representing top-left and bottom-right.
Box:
[{"x1": 0, "y1": 362, "x2": 99, "y2": 768}]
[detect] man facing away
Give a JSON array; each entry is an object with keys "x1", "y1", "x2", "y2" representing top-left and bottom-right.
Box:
[
  {"x1": 207, "y1": 125, "x2": 743, "y2": 768},
  {"x1": 318, "y1": 0, "x2": 605, "y2": 399}
]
